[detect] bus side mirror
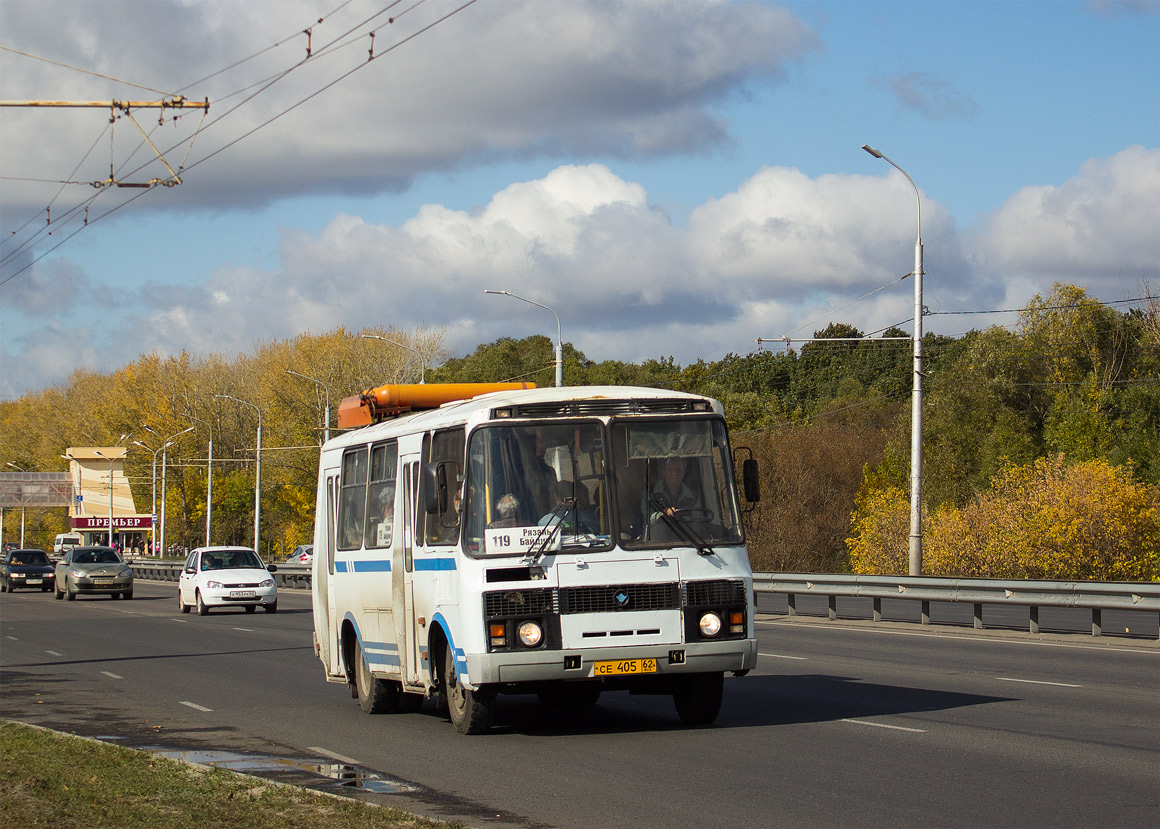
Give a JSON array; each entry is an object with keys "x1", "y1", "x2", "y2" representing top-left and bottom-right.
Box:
[
  {"x1": 742, "y1": 458, "x2": 760, "y2": 503},
  {"x1": 422, "y1": 462, "x2": 450, "y2": 515}
]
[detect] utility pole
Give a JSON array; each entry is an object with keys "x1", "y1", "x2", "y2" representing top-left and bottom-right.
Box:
[{"x1": 0, "y1": 96, "x2": 209, "y2": 187}]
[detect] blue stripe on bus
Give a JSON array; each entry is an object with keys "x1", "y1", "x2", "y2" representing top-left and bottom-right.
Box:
[
  {"x1": 414, "y1": 557, "x2": 456, "y2": 571},
  {"x1": 335, "y1": 559, "x2": 392, "y2": 572}
]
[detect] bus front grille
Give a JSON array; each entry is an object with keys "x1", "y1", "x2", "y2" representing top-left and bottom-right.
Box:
[{"x1": 559, "y1": 583, "x2": 681, "y2": 614}]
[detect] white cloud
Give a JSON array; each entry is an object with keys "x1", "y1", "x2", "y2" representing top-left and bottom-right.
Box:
[
  {"x1": 972, "y1": 145, "x2": 1160, "y2": 301},
  {"x1": 3, "y1": 145, "x2": 1155, "y2": 399},
  {"x1": 0, "y1": 0, "x2": 818, "y2": 221}
]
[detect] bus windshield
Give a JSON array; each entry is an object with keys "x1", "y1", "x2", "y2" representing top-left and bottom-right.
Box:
[
  {"x1": 464, "y1": 421, "x2": 611, "y2": 556},
  {"x1": 462, "y1": 416, "x2": 743, "y2": 557},
  {"x1": 611, "y1": 417, "x2": 743, "y2": 549}
]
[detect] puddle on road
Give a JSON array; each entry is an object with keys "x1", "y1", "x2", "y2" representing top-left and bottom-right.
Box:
[{"x1": 142, "y1": 747, "x2": 421, "y2": 795}]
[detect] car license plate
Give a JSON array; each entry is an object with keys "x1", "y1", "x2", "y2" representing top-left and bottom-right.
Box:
[
  {"x1": 26, "y1": 578, "x2": 42, "y2": 585},
  {"x1": 230, "y1": 590, "x2": 256, "y2": 599},
  {"x1": 592, "y1": 658, "x2": 657, "y2": 676},
  {"x1": 93, "y1": 577, "x2": 114, "y2": 582}
]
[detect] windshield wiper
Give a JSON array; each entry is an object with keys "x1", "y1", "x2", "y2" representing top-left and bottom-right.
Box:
[
  {"x1": 649, "y1": 496, "x2": 715, "y2": 556},
  {"x1": 523, "y1": 497, "x2": 574, "y2": 565}
]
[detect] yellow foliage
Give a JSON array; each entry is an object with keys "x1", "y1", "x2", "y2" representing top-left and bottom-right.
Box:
[
  {"x1": 848, "y1": 455, "x2": 1160, "y2": 580},
  {"x1": 846, "y1": 484, "x2": 910, "y2": 575}
]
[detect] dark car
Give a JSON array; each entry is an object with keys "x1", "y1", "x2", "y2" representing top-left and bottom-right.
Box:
[
  {"x1": 1, "y1": 549, "x2": 55, "y2": 592},
  {"x1": 54, "y1": 546, "x2": 134, "y2": 600}
]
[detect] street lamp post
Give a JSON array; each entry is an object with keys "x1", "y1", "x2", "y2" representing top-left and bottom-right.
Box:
[
  {"x1": 132, "y1": 441, "x2": 161, "y2": 554},
  {"x1": 215, "y1": 395, "x2": 262, "y2": 553},
  {"x1": 146, "y1": 426, "x2": 194, "y2": 557},
  {"x1": 285, "y1": 369, "x2": 331, "y2": 443},
  {"x1": 183, "y1": 412, "x2": 213, "y2": 547},
  {"x1": 5, "y1": 462, "x2": 33, "y2": 547},
  {"x1": 360, "y1": 334, "x2": 426, "y2": 385},
  {"x1": 91, "y1": 451, "x2": 116, "y2": 549},
  {"x1": 862, "y1": 144, "x2": 924, "y2": 577},
  {"x1": 484, "y1": 289, "x2": 563, "y2": 387}
]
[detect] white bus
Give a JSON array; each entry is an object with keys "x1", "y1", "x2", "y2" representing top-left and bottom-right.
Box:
[{"x1": 311, "y1": 383, "x2": 760, "y2": 734}]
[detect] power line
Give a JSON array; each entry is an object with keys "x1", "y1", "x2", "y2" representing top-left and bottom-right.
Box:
[{"x1": 1, "y1": 0, "x2": 479, "y2": 287}]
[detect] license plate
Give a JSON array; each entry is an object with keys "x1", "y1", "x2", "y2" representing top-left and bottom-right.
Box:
[
  {"x1": 26, "y1": 579, "x2": 42, "y2": 585},
  {"x1": 230, "y1": 590, "x2": 256, "y2": 599},
  {"x1": 592, "y1": 658, "x2": 657, "y2": 676},
  {"x1": 93, "y1": 577, "x2": 114, "y2": 583}
]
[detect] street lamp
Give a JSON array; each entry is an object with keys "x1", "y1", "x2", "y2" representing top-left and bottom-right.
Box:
[
  {"x1": 484, "y1": 289, "x2": 563, "y2": 387},
  {"x1": 90, "y1": 451, "x2": 116, "y2": 549},
  {"x1": 146, "y1": 426, "x2": 194, "y2": 558},
  {"x1": 215, "y1": 395, "x2": 262, "y2": 553},
  {"x1": 5, "y1": 462, "x2": 33, "y2": 548},
  {"x1": 360, "y1": 334, "x2": 426, "y2": 384},
  {"x1": 285, "y1": 369, "x2": 331, "y2": 443},
  {"x1": 863, "y1": 144, "x2": 924, "y2": 576},
  {"x1": 132, "y1": 440, "x2": 162, "y2": 555},
  {"x1": 183, "y1": 412, "x2": 213, "y2": 547}
]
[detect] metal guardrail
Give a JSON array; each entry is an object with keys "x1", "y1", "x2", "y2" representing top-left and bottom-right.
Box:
[
  {"x1": 128, "y1": 561, "x2": 1160, "y2": 639},
  {"x1": 127, "y1": 560, "x2": 313, "y2": 590},
  {"x1": 753, "y1": 573, "x2": 1160, "y2": 639}
]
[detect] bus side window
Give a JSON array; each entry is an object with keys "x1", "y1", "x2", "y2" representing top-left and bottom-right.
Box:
[
  {"x1": 338, "y1": 446, "x2": 369, "y2": 551},
  {"x1": 365, "y1": 441, "x2": 398, "y2": 549},
  {"x1": 422, "y1": 427, "x2": 465, "y2": 546}
]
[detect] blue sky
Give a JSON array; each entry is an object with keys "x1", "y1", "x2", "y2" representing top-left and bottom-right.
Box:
[{"x1": 1, "y1": 0, "x2": 1157, "y2": 399}]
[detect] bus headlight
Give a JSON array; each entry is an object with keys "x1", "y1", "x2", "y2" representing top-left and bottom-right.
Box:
[
  {"x1": 698, "y1": 612, "x2": 723, "y2": 638},
  {"x1": 517, "y1": 621, "x2": 544, "y2": 647}
]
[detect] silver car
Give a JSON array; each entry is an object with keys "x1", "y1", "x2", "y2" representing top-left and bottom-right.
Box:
[{"x1": 55, "y1": 546, "x2": 134, "y2": 600}]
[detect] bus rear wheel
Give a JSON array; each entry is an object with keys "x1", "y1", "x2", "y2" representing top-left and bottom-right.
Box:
[{"x1": 443, "y1": 647, "x2": 494, "y2": 735}]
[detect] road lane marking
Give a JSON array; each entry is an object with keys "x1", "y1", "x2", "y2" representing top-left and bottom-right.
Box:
[
  {"x1": 308, "y1": 746, "x2": 361, "y2": 765},
  {"x1": 100, "y1": 671, "x2": 123, "y2": 679},
  {"x1": 5, "y1": 636, "x2": 17, "y2": 641},
  {"x1": 995, "y1": 677, "x2": 1082, "y2": 688},
  {"x1": 759, "y1": 652, "x2": 808, "y2": 660},
  {"x1": 842, "y1": 719, "x2": 926, "y2": 733},
  {"x1": 179, "y1": 701, "x2": 213, "y2": 712},
  {"x1": 46, "y1": 650, "x2": 63, "y2": 656},
  {"x1": 232, "y1": 627, "x2": 254, "y2": 632},
  {"x1": 171, "y1": 619, "x2": 189, "y2": 623}
]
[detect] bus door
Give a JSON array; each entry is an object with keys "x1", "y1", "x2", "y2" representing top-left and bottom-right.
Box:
[
  {"x1": 316, "y1": 469, "x2": 342, "y2": 678},
  {"x1": 396, "y1": 455, "x2": 423, "y2": 685}
]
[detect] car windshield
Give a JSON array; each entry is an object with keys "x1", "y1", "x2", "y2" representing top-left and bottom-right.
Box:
[
  {"x1": 204, "y1": 550, "x2": 262, "y2": 570},
  {"x1": 73, "y1": 549, "x2": 123, "y2": 564},
  {"x1": 12, "y1": 551, "x2": 49, "y2": 565}
]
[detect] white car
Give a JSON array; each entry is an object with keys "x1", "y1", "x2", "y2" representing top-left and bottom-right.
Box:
[{"x1": 178, "y1": 546, "x2": 278, "y2": 615}]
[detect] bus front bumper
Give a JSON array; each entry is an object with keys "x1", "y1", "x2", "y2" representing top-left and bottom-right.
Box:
[{"x1": 465, "y1": 637, "x2": 757, "y2": 688}]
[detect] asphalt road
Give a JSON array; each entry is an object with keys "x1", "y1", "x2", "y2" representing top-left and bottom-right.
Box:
[{"x1": 2, "y1": 581, "x2": 1157, "y2": 828}]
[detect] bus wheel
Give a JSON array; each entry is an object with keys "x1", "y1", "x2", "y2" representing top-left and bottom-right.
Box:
[
  {"x1": 673, "y1": 672, "x2": 724, "y2": 725},
  {"x1": 355, "y1": 640, "x2": 397, "y2": 714},
  {"x1": 443, "y1": 647, "x2": 494, "y2": 735}
]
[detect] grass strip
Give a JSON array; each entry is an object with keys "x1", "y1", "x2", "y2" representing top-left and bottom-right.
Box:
[{"x1": 0, "y1": 720, "x2": 454, "y2": 828}]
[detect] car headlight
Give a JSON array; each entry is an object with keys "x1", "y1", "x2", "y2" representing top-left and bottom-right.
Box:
[
  {"x1": 206, "y1": 580, "x2": 223, "y2": 589},
  {"x1": 70, "y1": 569, "x2": 86, "y2": 579},
  {"x1": 517, "y1": 620, "x2": 544, "y2": 647},
  {"x1": 698, "y1": 612, "x2": 723, "y2": 637},
  {"x1": 121, "y1": 568, "x2": 133, "y2": 578},
  {"x1": 259, "y1": 578, "x2": 274, "y2": 588}
]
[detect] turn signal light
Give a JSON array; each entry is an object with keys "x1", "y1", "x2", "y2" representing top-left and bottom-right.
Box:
[
  {"x1": 730, "y1": 610, "x2": 744, "y2": 634},
  {"x1": 489, "y1": 622, "x2": 506, "y2": 648}
]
